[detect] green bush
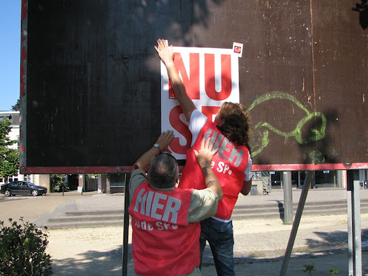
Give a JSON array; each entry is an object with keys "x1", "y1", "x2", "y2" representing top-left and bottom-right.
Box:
[{"x1": 0, "y1": 218, "x2": 53, "y2": 275}]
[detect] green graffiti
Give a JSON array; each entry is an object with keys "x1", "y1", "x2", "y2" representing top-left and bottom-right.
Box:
[
  {"x1": 248, "y1": 92, "x2": 327, "y2": 157},
  {"x1": 309, "y1": 150, "x2": 326, "y2": 164}
]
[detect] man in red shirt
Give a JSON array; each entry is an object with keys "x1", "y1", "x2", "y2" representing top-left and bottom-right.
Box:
[
  {"x1": 155, "y1": 39, "x2": 253, "y2": 276},
  {"x1": 129, "y1": 130, "x2": 223, "y2": 276}
]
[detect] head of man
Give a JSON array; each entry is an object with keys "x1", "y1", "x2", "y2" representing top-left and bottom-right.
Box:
[
  {"x1": 215, "y1": 102, "x2": 252, "y2": 146},
  {"x1": 148, "y1": 153, "x2": 179, "y2": 189}
]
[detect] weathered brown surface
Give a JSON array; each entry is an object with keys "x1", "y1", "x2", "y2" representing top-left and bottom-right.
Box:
[{"x1": 21, "y1": 0, "x2": 367, "y2": 172}]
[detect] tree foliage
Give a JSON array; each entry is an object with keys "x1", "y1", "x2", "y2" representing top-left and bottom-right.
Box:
[
  {"x1": 12, "y1": 99, "x2": 20, "y2": 111},
  {"x1": 0, "y1": 118, "x2": 19, "y2": 182},
  {"x1": 50, "y1": 174, "x2": 67, "y2": 192}
]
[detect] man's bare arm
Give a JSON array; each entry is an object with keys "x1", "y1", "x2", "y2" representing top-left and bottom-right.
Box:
[
  {"x1": 240, "y1": 179, "x2": 252, "y2": 195},
  {"x1": 133, "y1": 130, "x2": 174, "y2": 172}
]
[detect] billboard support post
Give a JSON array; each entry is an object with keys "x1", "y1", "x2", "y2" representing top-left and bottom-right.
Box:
[
  {"x1": 122, "y1": 174, "x2": 130, "y2": 276},
  {"x1": 279, "y1": 171, "x2": 312, "y2": 276},
  {"x1": 282, "y1": 172, "x2": 293, "y2": 224},
  {"x1": 347, "y1": 170, "x2": 362, "y2": 276}
]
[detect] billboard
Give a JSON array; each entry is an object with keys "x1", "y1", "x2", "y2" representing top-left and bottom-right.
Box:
[{"x1": 20, "y1": 0, "x2": 368, "y2": 173}]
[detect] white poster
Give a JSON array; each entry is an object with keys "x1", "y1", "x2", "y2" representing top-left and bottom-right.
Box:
[{"x1": 160, "y1": 46, "x2": 240, "y2": 159}]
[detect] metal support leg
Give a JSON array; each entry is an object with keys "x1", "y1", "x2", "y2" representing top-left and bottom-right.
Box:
[{"x1": 279, "y1": 171, "x2": 312, "y2": 276}]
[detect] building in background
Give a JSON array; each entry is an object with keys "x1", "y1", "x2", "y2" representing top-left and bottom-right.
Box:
[
  {"x1": 0, "y1": 111, "x2": 25, "y2": 185},
  {"x1": 0, "y1": 111, "x2": 51, "y2": 189}
]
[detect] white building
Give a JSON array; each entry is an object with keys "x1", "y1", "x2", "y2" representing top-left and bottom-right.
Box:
[{"x1": 0, "y1": 111, "x2": 38, "y2": 185}]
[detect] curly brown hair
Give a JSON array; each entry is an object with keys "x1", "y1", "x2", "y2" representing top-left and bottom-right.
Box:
[{"x1": 216, "y1": 102, "x2": 252, "y2": 146}]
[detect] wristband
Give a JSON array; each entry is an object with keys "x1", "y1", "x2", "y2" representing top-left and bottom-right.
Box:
[{"x1": 153, "y1": 143, "x2": 161, "y2": 152}]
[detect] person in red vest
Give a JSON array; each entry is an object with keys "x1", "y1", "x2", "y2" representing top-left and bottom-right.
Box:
[
  {"x1": 129, "y1": 130, "x2": 223, "y2": 276},
  {"x1": 155, "y1": 39, "x2": 253, "y2": 276}
]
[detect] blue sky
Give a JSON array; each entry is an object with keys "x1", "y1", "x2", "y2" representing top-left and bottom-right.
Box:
[{"x1": 0, "y1": 1, "x2": 21, "y2": 111}]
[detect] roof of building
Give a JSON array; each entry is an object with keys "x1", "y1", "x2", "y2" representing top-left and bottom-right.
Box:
[{"x1": 0, "y1": 111, "x2": 20, "y2": 126}]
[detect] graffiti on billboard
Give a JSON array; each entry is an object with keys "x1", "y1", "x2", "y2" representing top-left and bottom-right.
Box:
[{"x1": 248, "y1": 92, "x2": 327, "y2": 161}]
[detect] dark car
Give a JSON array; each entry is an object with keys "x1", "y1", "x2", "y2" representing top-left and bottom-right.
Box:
[{"x1": 1, "y1": 181, "x2": 47, "y2": 197}]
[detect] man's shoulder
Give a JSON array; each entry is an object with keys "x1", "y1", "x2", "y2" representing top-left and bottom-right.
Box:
[{"x1": 130, "y1": 169, "x2": 148, "y2": 194}]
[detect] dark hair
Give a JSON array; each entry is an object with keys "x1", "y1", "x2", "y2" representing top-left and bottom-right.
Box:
[
  {"x1": 217, "y1": 102, "x2": 252, "y2": 146},
  {"x1": 148, "y1": 153, "x2": 178, "y2": 189}
]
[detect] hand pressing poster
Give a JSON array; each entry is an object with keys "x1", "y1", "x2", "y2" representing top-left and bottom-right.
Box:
[{"x1": 160, "y1": 45, "x2": 240, "y2": 160}]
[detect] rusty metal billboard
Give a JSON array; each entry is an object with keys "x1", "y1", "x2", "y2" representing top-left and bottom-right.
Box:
[{"x1": 20, "y1": 0, "x2": 368, "y2": 173}]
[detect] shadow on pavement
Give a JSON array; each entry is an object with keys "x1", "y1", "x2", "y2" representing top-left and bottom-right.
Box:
[{"x1": 51, "y1": 246, "x2": 126, "y2": 276}]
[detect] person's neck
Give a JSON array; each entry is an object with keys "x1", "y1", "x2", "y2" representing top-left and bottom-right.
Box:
[{"x1": 149, "y1": 184, "x2": 176, "y2": 191}]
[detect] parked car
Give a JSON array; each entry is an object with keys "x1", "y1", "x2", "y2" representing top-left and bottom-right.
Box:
[{"x1": 0, "y1": 181, "x2": 47, "y2": 197}]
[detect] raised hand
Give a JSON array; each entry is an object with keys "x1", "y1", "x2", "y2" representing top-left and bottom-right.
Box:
[
  {"x1": 154, "y1": 39, "x2": 174, "y2": 65},
  {"x1": 155, "y1": 130, "x2": 174, "y2": 153}
]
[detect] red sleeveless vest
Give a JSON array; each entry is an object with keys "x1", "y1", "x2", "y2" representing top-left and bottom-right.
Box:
[
  {"x1": 129, "y1": 182, "x2": 200, "y2": 275},
  {"x1": 179, "y1": 120, "x2": 249, "y2": 219}
]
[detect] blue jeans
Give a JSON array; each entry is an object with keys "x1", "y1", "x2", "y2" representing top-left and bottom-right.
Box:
[{"x1": 199, "y1": 217, "x2": 235, "y2": 276}]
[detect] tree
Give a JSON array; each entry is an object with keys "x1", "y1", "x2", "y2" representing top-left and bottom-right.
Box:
[
  {"x1": 12, "y1": 99, "x2": 20, "y2": 111},
  {"x1": 50, "y1": 174, "x2": 67, "y2": 192},
  {"x1": 0, "y1": 118, "x2": 19, "y2": 183}
]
